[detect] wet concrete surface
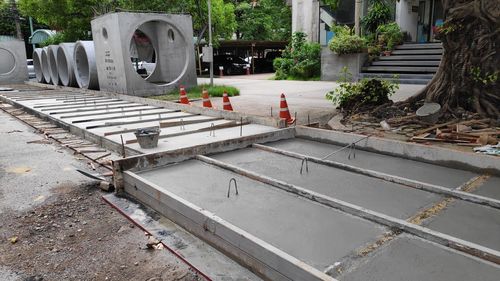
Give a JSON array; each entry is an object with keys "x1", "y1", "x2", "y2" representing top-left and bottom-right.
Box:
[
  {"x1": 137, "y1": 159, "x2": 386, "y2": 271},
  {"x1": 340, "y1": 235, "x2": 500, "y2": 281},
  {"x1": 211, "y1": 148, "x2": 442, "y2": 219},
  {"x1": 424, "y1": 200, "x2": 500, "y2": 251},
  {"x1": 0, "y1": 110, "x2": 90, "y2": 212},
  {"x1": 473, "y1": 176, "x2": 500, "y2": 200},
  {"x1": 267, "y1": 138, "x2": 477, "y2": 188}
]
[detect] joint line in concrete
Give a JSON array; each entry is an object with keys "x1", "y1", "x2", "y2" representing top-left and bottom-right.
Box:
[
  {"x1": 196, "y1": 154, "x2": 500, "y2": 265},
  {"x1": 252, "y1": 144, "x2": 500, "y2": 210}
]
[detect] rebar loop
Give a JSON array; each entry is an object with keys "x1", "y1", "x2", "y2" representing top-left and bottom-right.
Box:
[
  {"x1": 300, "y1": 158, "x2": 309, "y2": 174},
  {"x1": 227, "y1": 178, "x2": 239, "y2": 198}
]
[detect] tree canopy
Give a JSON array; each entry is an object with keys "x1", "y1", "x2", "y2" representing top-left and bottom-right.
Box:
[{"x1": 233, "y1": 0, "x2": 291, "y2": 41}]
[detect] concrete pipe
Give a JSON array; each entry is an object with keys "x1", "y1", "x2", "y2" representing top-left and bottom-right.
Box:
[
  {"x1": 57, "y1": 43, "x2": 77, "y2": 87},
  {"x1": 40, "y1": 47, "x2": 51, "y2": 84},
  {"x1": 74, "y1": 41, "x2": 99, "y2": 90},
  {"x1": 47, "y1": 45, "x2": 61, "y2": 85},
  {"x1": 32, "y1": 48, "x2": 45, "y2": 83}
]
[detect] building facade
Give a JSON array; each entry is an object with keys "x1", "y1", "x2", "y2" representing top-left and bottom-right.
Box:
[{"x1": 291, "y1": 0, "x2": 444, "y2": 45}]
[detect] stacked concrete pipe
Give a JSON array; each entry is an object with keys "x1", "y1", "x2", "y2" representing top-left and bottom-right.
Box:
[
  {"x1": 40, "y1": 47, "x2": 51, "y2": 84},
  {"x1": 56, "y1": 43, "x2": 77, "y2": 87},
  {"x1": 74, "y1": 41, "x2": 99, "y2": 90},
  {"x1": 47, "y1": 45, "x2": 61, "y2": 85},
  {"x1": 32, "y1": 48, "x2": 45, "y2": 83}
]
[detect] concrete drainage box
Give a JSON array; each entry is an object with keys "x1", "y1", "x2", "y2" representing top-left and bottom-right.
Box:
[
  {"x1": 0, "y1": 40, "x2": 28, "y2": 84},
  {"x1": 91, "y1": 12, "x2": 197, "y2": 96}
]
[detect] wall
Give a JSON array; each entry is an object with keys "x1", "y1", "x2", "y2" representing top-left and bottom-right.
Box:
[
  {"x1": 292, "y1": 0, "x2": 320, "y2": 42},
  {"x1": 395, "y1": 0, "x2": 419, "y2": 42}
]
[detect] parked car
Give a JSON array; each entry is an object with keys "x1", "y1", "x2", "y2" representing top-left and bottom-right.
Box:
[
  {"x1": 27, "y1": 59, "x2": 35, "y2": 79},
  {"x1": 202, "y1": 55, "x2": 250, "y2": 75},
  {"x1": 253, "y1": 51, "x2": 282, "y2": 73}
]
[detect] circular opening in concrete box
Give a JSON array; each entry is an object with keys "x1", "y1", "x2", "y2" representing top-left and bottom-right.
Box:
[
  {"x1": 0, "y1": 48, "x2": 16, "y2": 75},
  {"x1": 130, "y1": 28, "x2": 156, "y2": 81},
  {"x1": 128, "y1": 20, "x2": 188, "y2": 86},
  {"x1": 102, "y1": 27, "x2": 108, "y2": 40}
]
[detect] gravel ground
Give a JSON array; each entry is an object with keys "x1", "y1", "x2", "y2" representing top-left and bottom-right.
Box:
[{"x1": 0, "y1": 109, "x2": 202, "y2": 281}]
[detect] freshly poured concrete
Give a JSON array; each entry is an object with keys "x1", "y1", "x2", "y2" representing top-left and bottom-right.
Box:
[
  {"x1": 211, "y1": 148, "x2": 442, "y2": 219},
  {"x1": 474, "y1": 177, "x2": 500, "y2": 200},
  {"x1": 137, "y1": 160, "x2": 385, "y2": 271},
  {"x1": 267, "y1": 138, "x2": 477, "y2": 188},
  {"x1": 341, "y1": 235, "x2": 500, "y2": 281},
  {"x1": 424, "y1": 200, "x2": 500, "y2": 251}
]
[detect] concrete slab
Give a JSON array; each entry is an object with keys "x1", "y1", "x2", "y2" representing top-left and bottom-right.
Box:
[
  {"x1": 425, "y1": 200, "x2": 500, "y2": 251},
  {"x1": 267, "y1": 138, "x2": 477, "y2": 189},
  {"x1": 0, "y1": 110, "x2": 91, "y2": 212},
  {"x1": 136, "y1": 159, "x2": 385, "y2": 271},
  {"x1": 211, "y1": 148, "x2": 442, "y2": 219},
  {"x1": 474, "y1": 177, "x2": 500, "y2": 200},
  {"x1": 61, "y1": 108, "x2": 175, "y2": 124},
  {"x1": 126, "y1": 124, "x2": 278, "y2": 154},
  {"x1": 88, "y1": 115, "x2": 217, "y2": 136},
  {"x1": 340, "y1": 235, "x2": 500, "y2": 281},
  {"x1": 106, "y1": 119, "x2": 233, "y2": 144}
]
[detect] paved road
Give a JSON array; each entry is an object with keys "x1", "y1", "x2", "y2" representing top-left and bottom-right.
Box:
[{"x1": 197, "y1": 77, "x2": 425, "y2": 125}]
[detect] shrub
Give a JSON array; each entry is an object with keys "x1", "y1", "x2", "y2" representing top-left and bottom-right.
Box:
[
  {"x1": 326, "y1": 67, "x2": 399, "y2": 112},
  {"x1": 376, "y1": 22, "x2": 403, "y2": 50},
  {"x1": 362, "y1": 0, "x2": 392, "y2": 34},
  {"x1": 328, "y1": 32, "x2": 367, "y2": 55},
  {"x1": 40, "y1": 32, "x2": 65, "y2": 47},
  {"x1": 273, "y1": 32, "x2": 321, "y2": 80}
]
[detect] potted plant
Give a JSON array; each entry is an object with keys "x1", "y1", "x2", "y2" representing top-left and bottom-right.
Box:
[
  {"x1": 322, "y1": 25, "x2": 368, "y2": 81},
  {"x1": 384, "y1": 40, "x2": 394, "y2": 56}
]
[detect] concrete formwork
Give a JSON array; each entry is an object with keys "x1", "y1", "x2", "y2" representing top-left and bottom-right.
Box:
[
  {"x1": 47, "y1": 45, "x2": 61, "y2": 85},
  {"x1": 91, "y1": 12, "x2": 197, "y2": 96},
  {"x1": 2, "y1": 84, "x2": 499, "y2": 281},
  {"x1": 33, "y1": 48, "x2": 45, "y2": 83},
  {"x1": 74, "y1": 41, "x2": 99, "y2": 90},
  {"x1": 0, "y1": 40, "x2": 28, "y2": 84},
  {"x1": 57, "y1": 43, "x2": 78, "y2": 87}
]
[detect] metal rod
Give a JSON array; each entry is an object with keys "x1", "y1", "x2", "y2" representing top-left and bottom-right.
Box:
[
  {"x1": 321, "y1": 135, "x2": 371, "y2": 160},
  {"x1": 294, "y1": 112, "x2": 297, "y2": 127},
  {"x1": 209, "y1": 123, "x2": 215, "y2": 137},
  {"x1": 307, "y1": 114, "x2": 310, "y2": 125},
  {"x1": 300, "y1": 158, "x2": 309, "y2": 174},
  {"x1": 270, "y1": 106, "x2": 273, "y2": 117},
  {"x1": 180, "y1": 118, "x2": 185, "y2": 131},
  {"x1": 240, "y1": 117, "x2": 243, "y2": 136},
  {"x1": 120, "y1": 134, "x2": 126, "y2": 158},
  {"x1": 227, "y1": 178, "x2": 239, "y2": 198},
  {"x1": 208, "y1": 0, "x2": 214, "y2": 86}
]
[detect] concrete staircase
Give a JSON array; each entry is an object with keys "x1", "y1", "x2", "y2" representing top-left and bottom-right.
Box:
[{"x1": 361, "y1": 43, "x2": 443, "y2": 84}]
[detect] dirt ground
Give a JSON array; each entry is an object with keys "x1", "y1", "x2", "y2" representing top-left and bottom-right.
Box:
[
  {"x1": 0, "y1": 182, "x2": 202, "y2": 281},
  {"x1": 0, "y1": 109, "x2": 203, "y2": 281}
]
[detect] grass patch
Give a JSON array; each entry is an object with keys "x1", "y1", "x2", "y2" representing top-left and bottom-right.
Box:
[{"x1": 149, "y1": 84, "x2": 240, "y2": 102}]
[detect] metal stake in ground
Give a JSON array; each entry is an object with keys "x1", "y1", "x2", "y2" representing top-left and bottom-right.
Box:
[{"x1": 120, "y1": 134, "x2": 126, "y2": 158}]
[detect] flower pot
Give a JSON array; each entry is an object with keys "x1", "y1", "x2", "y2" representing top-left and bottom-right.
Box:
[{"x1": 383, "y1": 50, "x2": 392, "y2": 56}]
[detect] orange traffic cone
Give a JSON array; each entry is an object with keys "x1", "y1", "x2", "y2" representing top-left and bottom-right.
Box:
[
  {"x1": 201, "y1": 89, "x2": 213, "y2": 108},
  {"x1": 222, "y1": 91, "x2": 233, "y2": 111},
  {"x1": 179, "y1": 85, "x2": 190, "y2": 104},
  {"x1": 279, "y1": 93, "x2": 295, "y2": 125}
]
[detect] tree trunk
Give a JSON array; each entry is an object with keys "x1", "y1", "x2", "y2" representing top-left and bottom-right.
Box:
[{"x1": 406, "y1": 0, "x2": 500, "y2": 119}]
